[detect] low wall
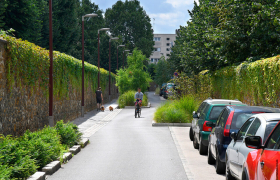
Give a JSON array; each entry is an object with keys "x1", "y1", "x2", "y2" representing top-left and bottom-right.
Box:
[{"x1": 0, "y1": 37, "x2": 118, "y2": 136}]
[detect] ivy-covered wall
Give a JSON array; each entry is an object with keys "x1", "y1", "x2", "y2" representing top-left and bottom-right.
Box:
[
  {"x1": 0, "y1": 36, "x2": 117, "y2": 136},
  {"x1": 194, "y1": 55, "x2": 280, "y2": 107}
]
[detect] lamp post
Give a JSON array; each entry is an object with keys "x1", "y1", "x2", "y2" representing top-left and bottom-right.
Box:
[
  {"x1": 81, "y1": 13, "x2": 97, "y2": 117},
  {"x1": 98, "y1": 28, "x2": 110, "y2": 88},
  {"x1": 49, "y1": 0, "x2": 53, "y2": 126},
  {"x1": 109, "y1": 37, "x2": 119, "y2": 101},
  {"x1": 117, "y1": 45, "x2": 125, "y2": 70},
  {"x1": 123, "y1": 50, "x2": 130, "y2": 69}
]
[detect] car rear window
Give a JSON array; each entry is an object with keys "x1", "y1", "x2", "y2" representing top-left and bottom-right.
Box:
[
  {"x1": 231, "y1": 113, "x2": 254, "y2": 129},
  {"x1": 264, "y1": 121, "x2": 279, "y2": 142},
  {"x1": 209, "y1": 106, "x2": 226, "y2": 120}
]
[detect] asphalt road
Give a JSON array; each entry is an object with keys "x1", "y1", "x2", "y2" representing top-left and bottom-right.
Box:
[{"x1": 48, "y1": 92, "x2": 188, "y2": 180}]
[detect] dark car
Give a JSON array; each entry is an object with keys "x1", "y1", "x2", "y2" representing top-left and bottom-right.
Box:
[
  {"x1": 159, "y1": 83, "x2": 167, "y2": 96},
  {"x1": 192, "y1": 99, "x2": 245, "y2": 155},
  {"x1": 163, "y1": 83, "x2": 174, "y2": 99},
  {"x1": 207, "y1": 106, "x2": 280, "y2": 175}
]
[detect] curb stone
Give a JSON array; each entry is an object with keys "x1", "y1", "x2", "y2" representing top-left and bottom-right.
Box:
[
  {"x1": 27, "y1": 172, "x2": 46, "y2": 180},
  {"x1": 69, "y1": 145, "x2": 81, "y2": 155},
  {"x1": 152, "y1": 120, "x2": 191, "y2": 127},
  {"x1": 61, "y1": 152, "x2": 72, "y2": 163},
  {"x1": 42, "y1": 161, "x2": 61, "y2": 175},
  {"x1": 79, "y1": 138, "x2": 89, "y2": 148}
]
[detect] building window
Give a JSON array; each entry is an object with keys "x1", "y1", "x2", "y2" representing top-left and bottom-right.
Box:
[
  {"x1": 151, "y1": 58, "x2": 154, "y2": 62},
  {"x1": 154, "y1": 48, "x2": 161, "y2": 52},
  {"x1": 166, "y1": 43, "x2": 170, "y2": 46},
  {"x1": 166, "y1": 48, "x2": 170, "y2": 51},
  {"x1": 153, "y1": 37, "x2": 161, "y2": 41},
  {"x1": 167, "y1": 38, "x2": 170, "y2": 41}
]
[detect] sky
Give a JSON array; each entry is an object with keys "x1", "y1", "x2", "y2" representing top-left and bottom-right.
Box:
[{"x1": 92, "y1": 0, "x2": 199, "y2": 34}]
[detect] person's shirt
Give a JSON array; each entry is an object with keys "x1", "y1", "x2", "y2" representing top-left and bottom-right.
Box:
[
  {"x1": 96, "y1": 90, "x2": 102, "y2": 99},
  {"x1": 135, "y1": 92, "x2": 143, "y2": 100}
]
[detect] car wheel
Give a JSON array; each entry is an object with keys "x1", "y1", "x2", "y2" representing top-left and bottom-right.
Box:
[
  {"x1": 216, "y1": 150, "x2": 226, "y2": 174},
  {"x1": 207, "y1": 145, "x2": 215, "y2": 165},
  {"x1": 199, "y1": 137, "x2": 208, "y2": 155},
  {"x1": 226, "y1": 158, "x2": 235, "y2": 180},
  {"x1": 189, "y1": 127, "x2": 194, "y2": 141},
  {"x1": 193, "y1": 135, "x2": 199, "y2": 149},
  {"x1": 241, "y1": 168, "x2": 248, "y2": 180}
]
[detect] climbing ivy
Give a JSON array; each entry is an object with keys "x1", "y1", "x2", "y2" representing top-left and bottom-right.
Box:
[{"x1": 1, "y1": 35, "x2": 116, "y2": 98}]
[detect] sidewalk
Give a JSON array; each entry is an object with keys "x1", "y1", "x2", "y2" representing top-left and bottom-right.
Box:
[{"x1": 72, "y1": 98, "x2": 122, "y2": 138}]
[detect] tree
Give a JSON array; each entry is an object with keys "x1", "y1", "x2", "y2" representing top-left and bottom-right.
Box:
[
  {"x1": 0, "y1": 0, "x2": 7, "y2": 29},
  {"x1": 105, "y1": 0, "x2": 154, "y2": 59},
  {"x1": 116, "y1": 48, "x2": 152, "y2": 94},
  {"x1": 154, "y1": 56, "x2": 172, "y2": 86},
  {"x1": 147, "y1": 63, "x2": 156, "y2": 80}
]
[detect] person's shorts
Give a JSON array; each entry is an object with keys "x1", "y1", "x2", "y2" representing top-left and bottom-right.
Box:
[{"x1": 96, "y1": 98, "x2": 102, "y2": 104}]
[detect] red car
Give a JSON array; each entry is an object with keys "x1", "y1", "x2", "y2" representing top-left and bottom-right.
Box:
[{"x1": 243, "y1": 121, "x2": 280, "y2": 180}]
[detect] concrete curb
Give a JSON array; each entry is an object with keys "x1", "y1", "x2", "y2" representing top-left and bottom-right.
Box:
[
  {"x1": 27, "y1": 172, "x2": 46, "y2": 180},
  {"x1": 42, "y1": 161, "x2": 61, "y2": 175},
  {"x1": 79, "y1": 138, "x2": 89, "y2": 148},
  {"x1": 69, "y1": 145, "x2": 81, "y2": 155},
  {"x1": 61, "y1": 152, "x2": 72, "y2": 163},
  {"x1": 152, "y1": 120, "x2": 191, "y2": 127}
]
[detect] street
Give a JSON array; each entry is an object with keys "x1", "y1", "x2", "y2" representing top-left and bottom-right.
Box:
[{"x1": 47, "y1": 92, "x2": 225, "y2": 180}]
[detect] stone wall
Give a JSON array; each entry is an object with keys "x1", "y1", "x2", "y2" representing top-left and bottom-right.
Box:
[{"x1": 0, "y1": 40, "x2": 118, "y2": 136}]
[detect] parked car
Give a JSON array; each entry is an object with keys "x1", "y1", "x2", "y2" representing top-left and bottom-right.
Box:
[
  {"x1": 208, "y1": 107, "x2": 280, "y2": 175},
  {"x1": 243, "y1": 118, "x2": 280, "y2": 180},
  {"x1": 192, "y1": 99, "x2": 245, "y2": 155},
  {"x1": 159, "y1": 83, "x2": 167, "y2": 96},
  {"x1": 163, "y1": 83, "x2": 174, "y2": 99},
  {"x1": 226, "y1": 113, "x2": 280, "y2": 180}
]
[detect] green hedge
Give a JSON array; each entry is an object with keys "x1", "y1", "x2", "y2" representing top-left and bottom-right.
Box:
[
  {"x1": 118, "y1": 90, "x2": 148, "y2": 108},
  {"x1": 1, "y1": 35, "x2": 116, "y2": 97},
  {"x1": 194, "y1": 55, "x2": 280, "y2": 106},
  {"x1": 0, "y1": 121, "x2": 81, "y2": 179}
]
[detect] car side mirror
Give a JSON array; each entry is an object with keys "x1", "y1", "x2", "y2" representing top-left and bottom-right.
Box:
[
  {"x1": 206, "y1": 121, "x2": 216, "y2": 127},
  {"x1": 193, "y1": 111, "x2": 196, "y2": 115},
  {"x1": 245, "y1": 136, "x2": 262, "y2": 149},
  {"x1": 230, "y1": 132, "x2": 237, "y2": 141},
  {"x1": 193, "y1": 113, "x2": 198, "y2": 118}
]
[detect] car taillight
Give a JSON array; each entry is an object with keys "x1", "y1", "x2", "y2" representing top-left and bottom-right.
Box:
[
  {"x1": 224, "y1": 111, "x2": 234, "y2": 137},
  {"x1": 203, "y1": 121, "x2": 212, "y2": 132}
]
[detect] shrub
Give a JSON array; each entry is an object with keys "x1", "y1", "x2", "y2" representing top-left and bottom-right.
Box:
[
  {"x1": 55, "y1": 120, "x2": 82, "y2": 148},
  {"x1": 154, "y1": 95, "x2": 199, "y2": 123},
  {"x1": 0, "y1": 135, "x2": 38, "y2": 179},
  {"x1": 118, "y1": 90, "x2": 148, "y2": 108},
  {"x1": 155, "y1": 87, "x2": 160, "y2": 95}
]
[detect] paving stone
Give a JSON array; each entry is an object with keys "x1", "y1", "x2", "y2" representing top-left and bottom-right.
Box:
[
  {"x1": 69, "y1": 145, "x2": 81, "y2": 155},
  {"x1": 42, "y1": 161, "x2": 61, "y2": 175},
  {"x1": 27, "y1": 172, "x2": 46, "y2": 180}
]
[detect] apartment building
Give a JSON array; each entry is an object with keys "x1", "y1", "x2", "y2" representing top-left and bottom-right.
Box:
[{"x1": 149, "y1": 34, "x2": 176, "y2": 64}]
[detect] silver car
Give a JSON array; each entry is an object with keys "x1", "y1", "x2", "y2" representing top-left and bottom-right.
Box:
[{"x1": 226, "y1": 113, "x2": 280, "y2": 180}]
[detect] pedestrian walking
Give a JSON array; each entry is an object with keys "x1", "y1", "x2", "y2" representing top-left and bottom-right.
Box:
[{"x1": 95, "y1": 87, "x2": 103, "y2": 111}]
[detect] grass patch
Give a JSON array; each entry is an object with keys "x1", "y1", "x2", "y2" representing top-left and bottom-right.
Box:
[
  {"x1": 154, "y1": 95, "x2": 199, "y2": 123},
  {"x1": 118, "y1": 90, "x2": 148, "y2": 108},
  {"x1": 155, "y1": 87, "x2": 160, "y2": 95},
  {"x1": 0, "y1": 121, "x2": 81, "y2": 179}
]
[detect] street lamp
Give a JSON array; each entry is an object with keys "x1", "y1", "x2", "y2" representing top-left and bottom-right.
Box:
[
  {"x1": 49, "y1": 0, "x2": 53, "y2": 126},
  {"x1": 109, "y1": 37, "x2": 119, "y2": 100},
  {"x1": 117, "y1": 45, "x2": 125, "y2": 70},
  {"x1": 98, "y1": 28, "x2": 110, "y2": 88},
  {"x1": 123, "y1": 50, "x2": 130, "y2": 68},
  {"x1": 81, "y1": 13, "x2": 97, "y2": 117}
]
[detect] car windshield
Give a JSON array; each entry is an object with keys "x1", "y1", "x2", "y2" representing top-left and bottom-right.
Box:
[
  {"x1": 166, "y1": 85, "x2": 173, "y2": 89},
  {"x1": 264, "y1": 121, "x2": 279, "y2": 142},
  {"x1": 231, "y1": 113, "x2": 254, "y2": 129},
  {"x1": 209, "y1": 106, "x2": 226, "y2": 120}
]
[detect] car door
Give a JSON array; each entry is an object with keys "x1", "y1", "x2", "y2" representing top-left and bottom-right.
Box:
[
  {"x1": 210, "y1": 109, "x2": 225, "y2": 157},
  {"x1": 229, "y1": 117, "x2": 255, "y2": 177},
  {"x1": 213, "y1": 109, "x2": 229, "y2": 159},
  {"x1": 237, "y1": 118, "x2": 261, "y2": 176},
  {"x1": 192, "y1": 102, "x2": 206, "y2": 128},
  {"x1": 257, "y1": 123, "x2": 280, "y2": 180},
  {"x1": 194, "y1": 104, "x2": 210, "y2": 140}
]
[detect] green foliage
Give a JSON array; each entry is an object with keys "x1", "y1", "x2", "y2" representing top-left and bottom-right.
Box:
[
  {"x1": 116, "y1": 48, "x2": 152, "y2": 94},
  {"x1": 170, "y1": 0, "x2": 280, "y2": 75},
  {"x1": 147, "y1": 63, "x2": 156, "y2": 80},
  {"x1": 55, "y1": 120, "x2": 82, "y2": 148},
  {"x1": 118, "y1": 90, "x2": 148, "y2": 108},
  {"x1": 154, "y1": 95, "x2": 199, "y2": 123},
  {"x1": 154, "y1": 56, "x2": 173, "y2": 85},
  {"x1": 0, "y1": 0, "x2": 7, "y2": 28},
  {"x1": 155, "y1": 87, "x2": 160, "y2": 95},
  {"x1": 1, "y1": 35, "x2": 116, "y2": 98},
  {"x1": 0, "y1": 121, "x2": 80, "y2": 179},
  {"x1": 105, "y1": 0, "x2": 154, "y2": 58}
]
